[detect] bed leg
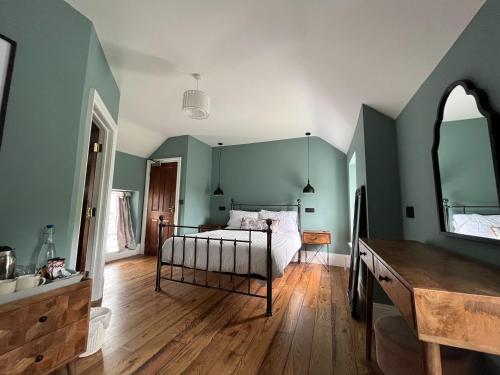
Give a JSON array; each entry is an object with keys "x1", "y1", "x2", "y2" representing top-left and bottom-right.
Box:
[
  {"x1": 155, "y1": 216, "x2": 165, "y2": 292},
  {"x1": 266, "y1": 219, "x2": 273, "y2": 317}
]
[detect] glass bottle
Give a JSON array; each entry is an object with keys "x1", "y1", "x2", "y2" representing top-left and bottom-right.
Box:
[{"x1": 36, "y1": 225, "x2": 57, "y2": 270}]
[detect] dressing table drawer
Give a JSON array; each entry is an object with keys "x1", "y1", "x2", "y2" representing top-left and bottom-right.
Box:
[
  {"x1": 359, "y1": 242, "x2": 374, "y2": 272},
  {"x1": 374, "y1": 258, "x2": 415, "y2": 329}
]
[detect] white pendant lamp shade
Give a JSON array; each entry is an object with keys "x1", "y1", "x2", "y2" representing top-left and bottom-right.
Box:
[{"x1": 182, "y1": 73, "x2": 210, "y2": 120}]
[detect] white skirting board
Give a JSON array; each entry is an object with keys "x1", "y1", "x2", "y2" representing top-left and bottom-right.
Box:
[
  {"x1": 104, "y1": 244, "x2": 141, "y2": 263},
  {"x1": 292, "y1": 250, "x2": 350, "y2": 269}
]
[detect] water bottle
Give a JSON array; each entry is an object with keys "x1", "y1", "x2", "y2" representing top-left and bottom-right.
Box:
[{"x1": 36, "y1": 225, "x2": 57, "y2": 270}]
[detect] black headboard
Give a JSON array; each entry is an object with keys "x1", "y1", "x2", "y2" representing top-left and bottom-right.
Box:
[{"x1": 230, "y1": 198, "x2": 302, "y2": 233}]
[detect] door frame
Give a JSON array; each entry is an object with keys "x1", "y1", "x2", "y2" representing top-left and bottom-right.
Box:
[
  {"x1": 140, "y1": 157, "x2": 182, "y2": 254},
  {"x1": 70, "y1": 89, "x2": 118, "y2": 300}
]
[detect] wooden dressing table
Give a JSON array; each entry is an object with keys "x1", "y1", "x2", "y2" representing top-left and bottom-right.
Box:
[{"x1": 359, "y1": 238, "x2": 500, "y2": 375}]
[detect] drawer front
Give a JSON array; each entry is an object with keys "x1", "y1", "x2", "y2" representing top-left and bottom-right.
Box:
[
  {"x1": 374, "y1": 258, "x2": 415, "y2": 329},
  {"x1": 303, "y1": 232, "x2": 331, "y2": 244},
  {"x1": 0, "y1": 318, "x2": 88, "y2": 375},
  {"x1": 359, "y1": 242, "x2": 374, "y2": 273},
  {"x1": 0, "y1": 285, "x2": 90, "y2": 355}
]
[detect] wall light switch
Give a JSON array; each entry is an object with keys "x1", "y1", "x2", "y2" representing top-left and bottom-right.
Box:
[
  {"x1": 305, "y1": 208, "x2": 315, "y2": 213},
  {"x1": 219, "y1": 206, "x2": 226, "y2": 211},
  {"x1": 406, "y1": 206, "x2": 415, "y2": 218}
]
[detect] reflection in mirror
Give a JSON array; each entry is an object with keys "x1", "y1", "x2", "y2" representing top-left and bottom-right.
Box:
[{"x1": 435, "y1": 83, "x2": 500, "y2": 241}]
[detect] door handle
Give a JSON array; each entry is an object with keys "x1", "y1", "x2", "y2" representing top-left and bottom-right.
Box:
[{"x1": 86, "y1": 207, "x2": 96, "y2": 218}]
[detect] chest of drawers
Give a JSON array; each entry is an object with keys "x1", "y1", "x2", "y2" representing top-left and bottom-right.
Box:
[{"x1": 0, "y1": 279, "x2": 91, "y2": 375}]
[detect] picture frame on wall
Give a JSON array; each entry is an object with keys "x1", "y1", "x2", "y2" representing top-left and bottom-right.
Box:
[{"x1": 0, "y1": 33, "x2": 17, "y2": 151}]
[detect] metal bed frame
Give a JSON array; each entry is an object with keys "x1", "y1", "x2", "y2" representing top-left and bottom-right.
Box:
[
  {"x1": 155, "y1": 199, "x2": 301, "y2": 316},
  {"x1": 442, "y1": 198, "x2": 500, "y2": 231}
]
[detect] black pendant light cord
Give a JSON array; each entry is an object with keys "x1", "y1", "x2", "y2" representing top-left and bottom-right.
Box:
[
  {"x1": 302, "y1": 132, "x2": 315, "y2": 194},
  {"x1": 218, "y1": 143, "x2": 222, "y2": 185},
  {"x1": 307, "y1": 134, "x2": 310, "y2": 182},
  {"x1": 213, "y1": 142, "x2": 224, "y2": 196}
]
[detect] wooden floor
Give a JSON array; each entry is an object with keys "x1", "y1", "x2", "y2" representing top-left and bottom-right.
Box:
[{"x1": 72, "y1": 256, "x2": 382, "y2": 375}]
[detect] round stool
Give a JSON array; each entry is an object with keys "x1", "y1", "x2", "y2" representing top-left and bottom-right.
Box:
[{"x1": 374, "y1": 315, "x2": 472, "y2": 375}]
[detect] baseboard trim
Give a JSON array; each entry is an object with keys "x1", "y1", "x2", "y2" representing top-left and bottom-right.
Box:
[
  {"x1": 292, "y1": 250, "x2": 350, "y2": 269},
  {"x1": 105, "y1": 243, "x2": 141, "y2": 263}
]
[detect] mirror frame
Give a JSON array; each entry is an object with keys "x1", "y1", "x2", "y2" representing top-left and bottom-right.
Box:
[{"x1": 431, "y1": 80, "x2": 500, "y2": 244}]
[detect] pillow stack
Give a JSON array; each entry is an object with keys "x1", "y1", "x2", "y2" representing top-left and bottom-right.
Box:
[{"x1": 227, "y1": 209, "x2": 299, "y2": 233}]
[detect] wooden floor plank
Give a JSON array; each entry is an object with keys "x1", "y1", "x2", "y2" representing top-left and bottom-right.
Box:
[
  {"x1": 66, "y1": 256, "x2": 382, "y2": 375},
  {"x1": 309, "y1": 267, "x2": 334, "y2": 375}
]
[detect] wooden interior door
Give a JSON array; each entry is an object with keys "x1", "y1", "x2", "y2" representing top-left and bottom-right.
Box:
[
  {"x1": 76, "y1": 122, "x2": 100, "y2": 271},
  {"x1": 145, "y1": 162, "x2": 178, "y2": 256}
]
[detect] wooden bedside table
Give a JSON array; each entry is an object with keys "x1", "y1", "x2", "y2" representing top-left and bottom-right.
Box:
[
  {"x1": 302, "y1": 230, "x2": 332, "y2": 271},
  {"x1": 198, "y1": 224, "x2": 226, "y2": 233}
]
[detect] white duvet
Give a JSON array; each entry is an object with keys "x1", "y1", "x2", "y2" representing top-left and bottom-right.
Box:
[
  {"x1": 161, "y1": 229, "x2": 302, "y2": 279},
  {"x1": 452, "y1": 214, "x2": 500, "y2": 239}
]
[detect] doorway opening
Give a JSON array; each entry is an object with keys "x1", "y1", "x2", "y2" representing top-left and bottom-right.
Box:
[
  {"x1": 71, "y1": 90, "x2": 118, "y2": 301},
  {"x1": 105, "y1": 190, "x2": 141, "y2": 262},
  {"x1": 141, "y1": 158, "x2": 181, "y2": 256},
  {"x1": 76, "y1": 122, "x2": 102, "y2": 271},
  {"x1": 348, "y1": 153, "x2": 357, "y2": 242}
]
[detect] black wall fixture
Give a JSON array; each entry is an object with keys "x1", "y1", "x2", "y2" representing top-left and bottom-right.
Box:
[{"x1": 213, "y1": 142, "x2": 224, "y2": 196}]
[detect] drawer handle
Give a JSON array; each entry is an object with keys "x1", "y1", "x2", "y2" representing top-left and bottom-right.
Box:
[
  {"x1": 39, "y1": 315, "x2": 48, "y2": 323},
  {"x1": 35, "y1": 354, "x2": 44, "y2": 363},
  {"x1": 360, "y1": 251, "x2": 366, "y2": 256},
  {"x1": 378, "y1": 275, "x2": 390, "y2": 282}
]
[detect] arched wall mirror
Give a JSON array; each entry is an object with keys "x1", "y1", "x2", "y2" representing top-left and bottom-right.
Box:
[{"x1": 432, "y1": 80, "x2": 500, "y2": 243}]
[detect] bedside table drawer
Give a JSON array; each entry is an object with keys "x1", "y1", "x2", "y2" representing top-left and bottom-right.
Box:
[{"x1": 303, "y1": 231, "x2": 331, "y2": 245}]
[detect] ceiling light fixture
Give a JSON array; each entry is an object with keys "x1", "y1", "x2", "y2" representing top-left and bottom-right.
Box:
[
  {"x1": 303, "y1": 132, "x2": 315, "y2": 194},
  {"x1": 213, "y1": 142, "x2": 224, "y2": 196},
  {"x1": 182, "y1": 73, "x2": 210, "y2": 120}
]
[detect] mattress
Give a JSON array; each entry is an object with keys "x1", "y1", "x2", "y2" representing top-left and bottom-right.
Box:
[
  {"x1": 451, "y1": 214, "x2": 500, "y2": 239},
  {"x1": 161, "y1": 229, "x2": 302, "y2": 279}
]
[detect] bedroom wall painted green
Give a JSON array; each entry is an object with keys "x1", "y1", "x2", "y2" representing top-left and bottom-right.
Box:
[
  {"x1": 112, "y1": 151, "x2": 147, "y2": 242},
  {"x1": 438, "y1": 117, "x2": 498, "y2": 206},
  {"x1": 150, "y1": 135, "x2": 189, "y2": 226},
  {"x1": 183, "y1": 136, "x2": 212, "y2": 226},
  {"x1": 0, "y1": 0, "x2": 119, "y2": 266},
  {"x1": 396, "y1": 0, "x2": 499, "y2": 265},
  {"x1": 395, "y1": 1, "x2": 499, "y2": 370},
  {"x1": 347, "y1": 105, "x2": 402, "y2": 240},
  {"x1": 347, "y1": 105, "x2": 402, "y2": 304},
  {"x1": 149, "y1": 135, "x2": 212, "y2": 228},
  {"x1": 209, "y1": 137, "x2": 350, "y2": 254}
]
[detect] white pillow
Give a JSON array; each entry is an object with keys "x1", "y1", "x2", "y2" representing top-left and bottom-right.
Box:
[
  {"x1": 259, "y1": 210, "x2": 298, "y2": 233},
  {"x1": 227, "y1": 210, "x2": 258, "y2": 228}
]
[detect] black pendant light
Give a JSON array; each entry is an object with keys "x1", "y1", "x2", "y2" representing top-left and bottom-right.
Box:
[
  {"x1": 303, "y1": 132, "x2": 315, "y2": 194},
  {"x1": 213, "y1": 142, "x2": 224, "y2": 196}
]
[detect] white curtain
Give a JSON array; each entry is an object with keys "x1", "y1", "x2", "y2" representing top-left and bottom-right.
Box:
[{"x1": 116, "y1": 192, "x2": 137, "y2": 250}]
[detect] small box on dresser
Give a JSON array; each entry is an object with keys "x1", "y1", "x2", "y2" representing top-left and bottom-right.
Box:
[{"x1": 0, "y1": 278, "x2": 92, "y2": 375}]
